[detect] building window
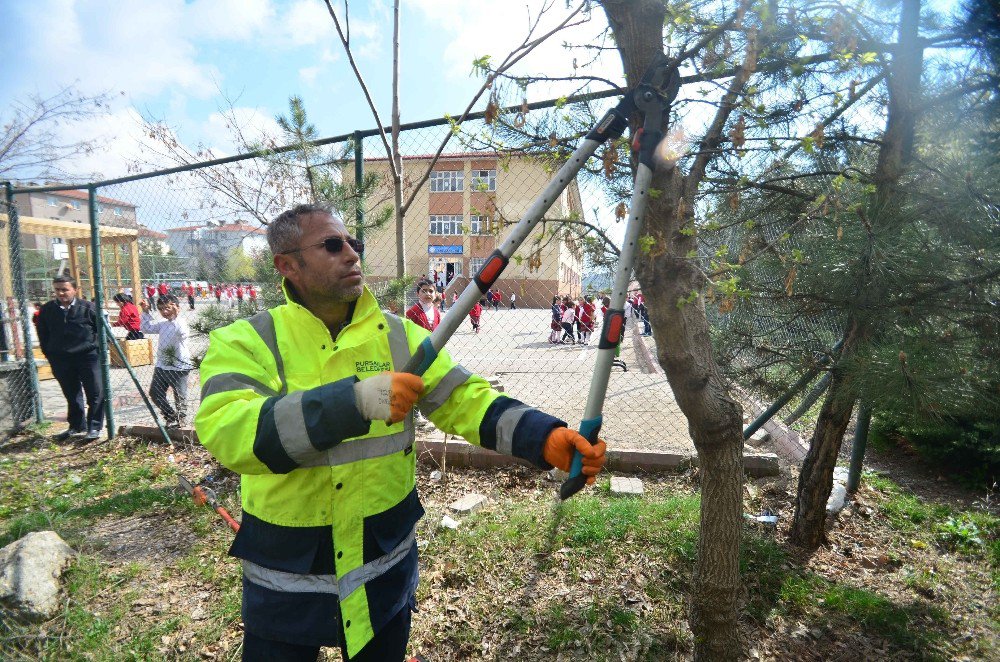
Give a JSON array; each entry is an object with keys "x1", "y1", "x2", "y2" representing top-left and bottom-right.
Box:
[
  {"x1": 69, "y1": 200, "x2": 81, "y2": 210},
  {"x1": 469, "y1": 215, "x2": 491, "y2": 234},
  {"x1": 429, "y1": 214, "x2": 463, "y2": 235},
  {"x1": 113, "y1": 207, "x2": 122, "y2": 216},
  {"x1": 430, "y1": 170, "x2": 463, "y2": 192},
  {"x1": 471, "y1": 169, "x2": 496, "y2": 192},
  {"x1": 96, "y1": 203, "x2": 104, "y2": 213},
  {"x1": 469, "y1": 257, "x2": 486, "y2": 275},
  {"x1": 47, "y1": 196, "x2": 58, "y2": 207}
]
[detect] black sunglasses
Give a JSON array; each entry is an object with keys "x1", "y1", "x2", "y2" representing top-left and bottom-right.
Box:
[{"x1": 281, "y1": 237, "x2": 364, "y2": 256}]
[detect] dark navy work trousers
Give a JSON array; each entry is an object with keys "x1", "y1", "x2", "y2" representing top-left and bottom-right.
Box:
[
  {"x1": 50, "y1": 351, "x2": 104, "y2": 433},
  {"x1": 242, "y1": 604, "x2": 411, "y2": 662}
]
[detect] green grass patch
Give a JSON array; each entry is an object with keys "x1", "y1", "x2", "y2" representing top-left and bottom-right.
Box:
[
  {"x1": 779, "y1": 573, "x2": 948, "y2": 651},
  {"x1": 557, "y1": 493, "x2": 700, "y2": 561},
  {"x1": 0, "y1": 487, "x2": 186, "y2": 548}
]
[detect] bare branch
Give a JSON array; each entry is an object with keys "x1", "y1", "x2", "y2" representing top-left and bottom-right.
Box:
[
  {"x1": 323, "y1": 0, "x2": 396, "y2": 176},
  {"x1": 400, "y1": 2, "x2": 588, "y2": 215}
]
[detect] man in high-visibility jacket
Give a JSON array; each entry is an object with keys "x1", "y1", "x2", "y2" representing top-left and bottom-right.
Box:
[{"x1": 195, "y1": 204, "x2": 606, "y2": 661}]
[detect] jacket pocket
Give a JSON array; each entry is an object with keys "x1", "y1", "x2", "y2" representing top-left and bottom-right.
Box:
[
  {"x1": 362, "y1": 488, "x2": 424, "y2": 563},
  {"x1": 229, "y1": 511, "x2": 335, "y2": 574}
]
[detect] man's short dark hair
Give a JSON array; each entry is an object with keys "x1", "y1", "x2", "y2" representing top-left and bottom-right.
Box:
[
  {"x1": 53, "y1": 275, "x2": 77, "y2": 288},
  {"x1": 157, "y1": 294, "x2": 180, "y2": 307},
  {"x1": 112, "y1": 293, "x2": 132, "y2": 304},
  {"x1": 415, "y1": 278, "x2": 435, "y2": 292},
  {"x1": 268, "y1": 203, "x2": 344, "y2": 256}
]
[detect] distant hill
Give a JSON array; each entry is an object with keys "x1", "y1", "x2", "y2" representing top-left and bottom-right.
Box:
[{"x1": 582, "y1": 272, "x2": 612, "y2": 293}]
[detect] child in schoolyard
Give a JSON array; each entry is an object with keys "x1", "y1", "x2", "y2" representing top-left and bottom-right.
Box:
[
  {"x1": 112, "y1": 293, "x2": 143, "y2": 340},
  {"x1": 405, "y1": 278, "x2": 440, "y2": 331},
  {"x1": 469, "y1": 299, "x2": 483, "y2": 334},
  {"x1": 578, "y1": 295, "x2": 596, "y2": 345},
  {"x1": 549, "y1": 295, "x2": 562, "y2": 344},
  {"x1": 561, "y1": 296, "x2": 577, "y2": 344},
  {"x1": 140, "y1": 294, "x2": 194, "y2": 428}
]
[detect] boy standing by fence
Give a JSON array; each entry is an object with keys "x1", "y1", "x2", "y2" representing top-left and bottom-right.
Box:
[{"x1": 140, "y1": 294, "x2": 194, "y2": 428}]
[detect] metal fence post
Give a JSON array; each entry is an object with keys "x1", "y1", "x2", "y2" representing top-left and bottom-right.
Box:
[
  {"x1": 353, "y1": 131, "x2": 365, "y2": 267},
  {"x1": 88, "y1": 186, "x2": 115, "y2": 439},
  {"x1": 847, "y1": 403, "x2": 872, "y2": 493},
  {"x1": 4, "y1": 182, "x2": 44, "y2": 423}
]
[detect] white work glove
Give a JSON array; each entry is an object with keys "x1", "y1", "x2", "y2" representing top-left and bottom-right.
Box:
[{"x1": 353, "y1": 372, "x2": 424, "y2": 424}]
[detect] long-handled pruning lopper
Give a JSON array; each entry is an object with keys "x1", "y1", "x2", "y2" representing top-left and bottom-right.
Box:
[
  {"x1": 102, "y1": 316, "x2": 241, "y2": 532},
  {"x1": 177, "y1": 474, "x2": 241, "y2": 532},
  {"x1": 403, "y1": 55, "x2": 681, "y2": 500}
]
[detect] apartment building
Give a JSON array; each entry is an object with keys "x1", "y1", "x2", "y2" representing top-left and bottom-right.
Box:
[
  {"x1": 164, "y1": 222, "x2": 267, "y2": 259},
  {"x1": 349, "y1": 152, "x2": 584, "y2": 306}
]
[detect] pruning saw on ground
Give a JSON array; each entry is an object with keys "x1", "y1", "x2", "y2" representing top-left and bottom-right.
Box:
[{"x1": 404, "y1": 54, "x2": 681, "y2": 499}]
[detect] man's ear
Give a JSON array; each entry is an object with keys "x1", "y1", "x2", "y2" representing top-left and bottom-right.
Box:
[{"x1": 273, "y1": 253, "x2": 295, "y2": 278}]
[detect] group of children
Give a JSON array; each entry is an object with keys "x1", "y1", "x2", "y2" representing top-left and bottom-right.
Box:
[{"x1": 550, "y1": 295, "x2": 602, "y2": 345}]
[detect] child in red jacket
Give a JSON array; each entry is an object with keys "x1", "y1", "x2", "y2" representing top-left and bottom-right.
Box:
[{"x1": 469, "y1": 301, "x2": 482, "y2": 334}]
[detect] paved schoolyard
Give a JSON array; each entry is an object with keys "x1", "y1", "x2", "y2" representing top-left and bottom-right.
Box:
[{"x1": 37, "y1": 306, "x2": 694, "y2": 455}]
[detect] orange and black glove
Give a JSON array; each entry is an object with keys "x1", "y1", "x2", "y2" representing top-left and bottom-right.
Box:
[
  {"x1": 353, "y1": 372, "x2": 424, "y2": 424},
  {"x1": 543, "y1": 427, "x2": 607, "y2": 485}
]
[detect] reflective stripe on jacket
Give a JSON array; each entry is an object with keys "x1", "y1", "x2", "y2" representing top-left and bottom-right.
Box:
[{"x1": 195, "y1": 283, "x2": 562, "y2": 655}]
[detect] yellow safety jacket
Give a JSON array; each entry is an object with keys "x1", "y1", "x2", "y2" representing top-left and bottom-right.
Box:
[{"x1": 195, "y1": 282, "x2": 561, "y2": 655}]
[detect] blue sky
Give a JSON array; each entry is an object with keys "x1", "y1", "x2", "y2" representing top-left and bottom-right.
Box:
[{"x1": 0, "y1": 0, "x2": 614, "y2": 181}]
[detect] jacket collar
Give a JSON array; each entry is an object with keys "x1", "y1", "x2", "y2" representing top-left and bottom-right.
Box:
[{"x1": 279, "y1": 278, "x2": 383, "y2": 341}]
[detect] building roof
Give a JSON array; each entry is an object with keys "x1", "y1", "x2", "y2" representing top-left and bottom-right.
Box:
[
  {"x1": 42, "y1": 189, "x2": 137, "y2": 208},
  {"x1": 208, "y1": 223, "x2": 266, "y2": 235},
  {"x1": 165, "y1": 224, "x2": 206, "y2": 233},
  {"x1": 361, "y1": 151, "x2": 527, "y2": 163},
  {"x1": 138, "y1": 226, "x2": 168, "y2": 239}
]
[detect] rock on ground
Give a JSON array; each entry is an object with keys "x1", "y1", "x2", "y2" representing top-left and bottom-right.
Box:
[{"x1": 0, "y1": 530, "x2": 77, "y2": 621}]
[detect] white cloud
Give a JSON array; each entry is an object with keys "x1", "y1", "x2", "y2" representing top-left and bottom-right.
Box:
[
  {"x1": 299, "y1": 66, "x2": 322, "y2": 84},
  {"x1": 201, "y1": 107, "x2": 282, "y2": 155},
  {"x1": 408, "y1": 1, "x2": 614, "y2": 83},
  {"x1": 281, "y1": 0, "x2": 336, "y2": 45},
  {"x1": 187, "y1": 0, "x2": 274, "y2": 41},
  {"x1": 15, "y1": 0, "x2": 217, "y2": 99}
]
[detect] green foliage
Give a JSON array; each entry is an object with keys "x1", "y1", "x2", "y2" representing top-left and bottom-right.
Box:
[
  {"x1": 873, "y1": 415, "x2": 1000, "y2": 487},
  {"x1": 936, "y1": 515, "x2": 985, "y2": 554},
  {"x1": 369, "y1": 276, "x2": 415, "y2": 313}
]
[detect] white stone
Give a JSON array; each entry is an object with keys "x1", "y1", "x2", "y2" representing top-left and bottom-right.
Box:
[
  {"x1": 449, "y1": 493, "x2": 488, "y2": 513},
  {"x1": 429, "y1": 470, "x2": 442, "y2": 481},
  {"x1": 833, "y1": 466, "x2": 850, "y2": 482},
  {"x1": 749, "y1": 428, "x2": 771, "y2": 444},
  {"x1": 440, "y1": 515, "x2": 461, "y2": 529},
  {"x1": 826, "y1": 483, "x2": 848, "y2": 515},
  {"x1": 0, "y1": 531, "x2": 76, "y2": 621},
  {"x1": 610, "y1": 476, "x2": 645, "y2": 495}
]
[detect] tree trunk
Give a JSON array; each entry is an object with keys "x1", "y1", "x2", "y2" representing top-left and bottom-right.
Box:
[
  {"x1": 392, "y1": 0, "x2": 405, "y2": 278},
  {"x1": 790, "y1": 0, "x2": 924, "y2": 549},
  {"x1": 602, "y1": 1, "x2": 745, "y2": 658}
]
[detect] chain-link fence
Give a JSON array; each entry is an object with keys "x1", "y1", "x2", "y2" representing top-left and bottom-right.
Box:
[{"x1": 0, "y1": 93, "x2": 837, "y2": 456}]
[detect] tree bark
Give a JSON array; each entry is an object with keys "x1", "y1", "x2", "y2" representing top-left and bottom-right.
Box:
[
  {"x1": 391, "y1": 0, "x2": 405, "y2": 278},
  {"x1": 790, "y1": 0, "x2": 924, "y2": 549},
  {"x1": 602, "y1": 1, "x2": 746, "y2": 658}
]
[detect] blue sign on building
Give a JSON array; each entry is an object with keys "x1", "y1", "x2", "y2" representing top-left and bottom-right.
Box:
[{"x1": 428, "y1": 245, "x2": 463, "y2": 255}]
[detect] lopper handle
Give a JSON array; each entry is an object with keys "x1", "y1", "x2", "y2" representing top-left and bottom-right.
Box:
[
  {"x1": 215, "y1": 506, "x2": 241, "y2": 533},
  {"x1": 559, "y1": 415, "x2": 602, "y2": 500}
]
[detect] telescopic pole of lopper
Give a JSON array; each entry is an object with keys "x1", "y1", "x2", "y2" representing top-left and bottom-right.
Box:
[{"x1": 560, "y1": 57, "x2": 681, "y2": 500}]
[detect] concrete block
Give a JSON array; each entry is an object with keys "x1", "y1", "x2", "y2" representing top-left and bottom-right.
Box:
[
  {"x1": 610, "y1": 476, "x2": 644, "y2": 495},
  {"x1": 450, "y1": 493, "x2": 488, "y2": 513},
  {"x1": 743, "y1": 453, "x2": 780, "y2": 477}
]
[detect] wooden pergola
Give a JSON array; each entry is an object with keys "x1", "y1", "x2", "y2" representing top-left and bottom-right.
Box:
[{"x1": 0, "y1": 214, "x2": 142, "y2": 301}]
